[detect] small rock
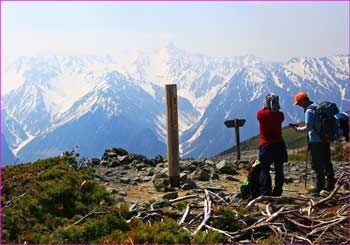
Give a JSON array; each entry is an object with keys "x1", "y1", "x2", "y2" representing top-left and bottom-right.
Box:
[
  {"x1": 153, "y1": 173, "x2": 170, "y2": 192},
  {"x1": 204, "y1": 159, "x2": 215, "y2": 167},
  {"x1": 147, "y1": 169, "x2": 154, "y2": 176},
  {"x1": 100, "y1": 160, "x2": 108, "y2": 166},
  {"x1": 112, "y1": 147, "x2": 129, "y2": 156},
  {"x1": 119, "y1": 190, "x2": 127, "y2": 196},
  {"x1": 160, "y1": 168, "x2": 168, "y2": 175},
  {"x1": 91, "y1": 158, "x2": 100, "y2": 165},
  {"x1": 154, "y1": 155, "x2": 164, "y2": 164},
  {"x1": 118, "y1": 155, "x2": 132, "y2": 165},
  {"x1": 180, "y1": 161, "x2": 198, "y2": 172},
  {"x1": 192, "y1": 169, "x2": 210, "y2": 181},
  {"x1": 142, "y1": 176, "x2": 152, "y2": 182},
  {"x1": 120, "y1": 177, "x2": 130, "y2": 184},
  {"x1": 238, "y1": 240, "x2": 251, "y2": 244},
  {"x1": 100, "y1": 176, "x2": 111, "y2": 182},
  {"x1": 153, "y1": 178, "x2": 170, "y2": 192},
  {"x1": 144, "y1": 159, "x2": 156, "y2": 167},
  {"x1": 210, "y1": 171, "x2": 220, "y2": 180},
  {"x1": 116, "y1": 197, "x2": 126, "y2": 202},
  {"x1": 180, "y1": 173, "x2": 188, "y2": 181},
  {"x1": 105, "y1": 170, "x2": 115, "y2": 177},
  {"x1": 130, "y1": 180, "x2": 138, "y2": 186},
  {"x1": 108, "y1": 159, "x2": 120, "y2": 167},
  {"x1": 136, "y1": 163, "x2": 147, "y2": 170},
  {"x1": 107, "y1": 152, "x2": 118, "y2": 158},
  {"x1": 182, "y1": 169, "x2": 192, "y2": 175},
  {"x1": 181, "y1": 179, "x2": 197, "y2": 190},
  {"x1": 225, "y1": 175, "x2": 239, "y2": 181}
]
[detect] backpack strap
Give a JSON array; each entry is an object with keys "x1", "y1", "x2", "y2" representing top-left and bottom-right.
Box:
[
  {"x1": 305, "y1": 103, "x2": 317, "y2": 113},
  {"x1": 304, "y1": 103, "x2": 321, "y2": 136}
]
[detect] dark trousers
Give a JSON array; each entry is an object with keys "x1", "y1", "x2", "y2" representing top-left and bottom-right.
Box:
[
  {"x1": 258, "y1": 141, "x2": 288, "y2": 196},
  {"x1": 309, "y1": 142, "x2": 335, "y2": 191}
]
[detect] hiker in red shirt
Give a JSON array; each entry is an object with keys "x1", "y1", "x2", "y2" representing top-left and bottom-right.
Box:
[{"x1": 256, "y1": 93, "x2": 288, "y2": 197}]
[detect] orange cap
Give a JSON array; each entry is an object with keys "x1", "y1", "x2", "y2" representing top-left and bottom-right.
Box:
[{"x1": 294, "y1": 92, "x2": 308, "y2": 105}]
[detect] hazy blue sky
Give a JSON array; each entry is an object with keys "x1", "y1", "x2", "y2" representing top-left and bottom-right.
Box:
[{"x1": 2, "y1": 2, "x2": 349, "y2": 63}]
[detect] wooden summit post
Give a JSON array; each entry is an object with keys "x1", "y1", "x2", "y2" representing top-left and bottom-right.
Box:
[
  {"x1": 165, "y1": 84, "x2": 180, "y2": 187},
  {"x1": 224, "y1": 119, "x2": 246, "y2": 161}
]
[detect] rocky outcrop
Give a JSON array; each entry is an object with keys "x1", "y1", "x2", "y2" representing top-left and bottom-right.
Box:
[{"x1": 95, "y1": 148, "x2": 242, "y2": 198}]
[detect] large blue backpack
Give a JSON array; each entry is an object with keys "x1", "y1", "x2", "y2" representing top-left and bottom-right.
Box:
[
  {"x1": 335, "y1": 112, "x2": 350, "y2": 142},
  {"x1": 308, "y1": 101, "x2": 340, "y2": 143}
]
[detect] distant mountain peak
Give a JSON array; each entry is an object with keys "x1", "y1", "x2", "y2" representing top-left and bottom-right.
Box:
[{"x1": 2, "y1": 50, "x2": 349, "y2": 163}]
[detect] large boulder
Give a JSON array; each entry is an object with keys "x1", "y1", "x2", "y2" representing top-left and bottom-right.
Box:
[
  {"x1": 154, "y1": 155, "x2": 164, "y2": 164},
  {"x1": 180, "y1": 161, "x2": 199, "y2": 172},
  {"x1": 107, "y1": 152, "x2": 118, "y2": 158},
  {"x1": 108, "y1": 158, "x2": 120, "y2": 167},
  {"x1": 112, "y1": 147, "x2": 129, "y2": 156},
  {"x1": 204, "y1": 159, "x2": 216, "y2": 167},
  {"x1": 118, "y1": 155, "x2": 133, "y2": 165},
  {"x1": 91, "y1": 158, "x2": 101, "y2": 165},
  {"x1": 152, "y1": 173, "x2": 170, "y2": 192},
  {"x1": 216, "y1": 160, "x2": 237, "y2": 175},
  {"x1": 180, "y1": 173, "x2": 188, "y2": 181},
  {"x1": 191, "y1": 168, "x2": 210, "y2": 181}
]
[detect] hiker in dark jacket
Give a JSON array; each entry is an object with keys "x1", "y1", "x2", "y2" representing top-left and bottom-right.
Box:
[
  {"x1": 292, "y1": 92, "x2": 335, "y2": 195},
  {"x1": 256, "y1": 93, "x2": 288, "y2": 197}
]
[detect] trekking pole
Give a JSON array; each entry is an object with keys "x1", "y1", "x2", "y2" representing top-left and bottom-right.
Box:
[{"x1": 305, "y1": 137, "x2": 309, "y2": 189}]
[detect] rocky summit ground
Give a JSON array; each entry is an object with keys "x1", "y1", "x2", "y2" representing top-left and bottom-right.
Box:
[{"x1": 88, "y1": 147, "x2": 350, "y2": 243}]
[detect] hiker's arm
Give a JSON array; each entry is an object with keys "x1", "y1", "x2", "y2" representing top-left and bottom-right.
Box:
[
  {"x1": 295, "y1": 109, "x2": 313, "y2": 132},
  {"x1": 296, "y1": 123, "x2": 312, "y2": 132}
]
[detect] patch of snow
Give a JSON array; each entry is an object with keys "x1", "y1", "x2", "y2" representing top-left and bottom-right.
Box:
[
  {"x1": 272, "y1": 72, "x2": 283, "y2": 88},
  {"x1": 186, "y1": 118, "x2": 208, "y2": 145},
  {"x1": 12, "y1": 133, "x2": 35, "y2": 156},
  {"x1": 154, "y1": 113, "x2": 166, "y2": 142}
]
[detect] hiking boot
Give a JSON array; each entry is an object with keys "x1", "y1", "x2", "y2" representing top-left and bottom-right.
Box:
[
  {"x1": 272, "y1": 188, "x2": 282, "y2": 197},
  {"x1": 324, "y1": 184, "x2": 335, "y2": 192}
]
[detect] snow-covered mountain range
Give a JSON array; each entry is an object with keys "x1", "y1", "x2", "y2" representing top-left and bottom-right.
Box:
[{"x1": 1, "y1": 44, "x2": 349, "y2": 164}]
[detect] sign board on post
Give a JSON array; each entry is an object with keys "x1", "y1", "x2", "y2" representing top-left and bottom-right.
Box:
[
  {"x1": 165, "y1": 84, "x2": 180, "y2": 187},
  {"x1": 224, "y1": 119, "x2": 245, "y2": 128},
  {"x1": 224, "y1": 118, "x2": 246, "y2": 161}
]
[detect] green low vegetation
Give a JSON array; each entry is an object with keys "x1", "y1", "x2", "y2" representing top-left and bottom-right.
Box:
[{"x1": 2, "y1": 155, "x2": 224, "y2": 244}]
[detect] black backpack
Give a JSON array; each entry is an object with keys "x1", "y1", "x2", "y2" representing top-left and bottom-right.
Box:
[
  {"x1": 308, "y1": 101, "x2": 340, "y2": 143},
  {"x1": 239, "y1": 160, "x2": 261, "y2": 199}
]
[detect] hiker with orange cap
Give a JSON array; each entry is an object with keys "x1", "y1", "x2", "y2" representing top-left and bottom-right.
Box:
[{"x1": 291, "y1": 92, "x2": 336, "y2": 196}]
